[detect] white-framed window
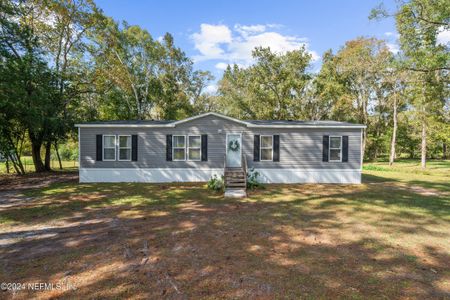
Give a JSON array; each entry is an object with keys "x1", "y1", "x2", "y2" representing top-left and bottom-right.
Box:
[
  {"x1": 260, "y1": 135, "x2": 273, "y2": 161},
  {"x1": 329, "y1": 136, "x2": 342, "y2": 162},
  {"x1": 172, "y1": 135, "x2": 186, "y2": 161},
  {"x1": 118, "y1": 135, "x2": 131, "y2": 161},
  {"x1": 103, "y1": 135, "x2": 116, "y2": 161},
  {"x1": 188, "y1": 135, "x2": 201, "y2": 161}
]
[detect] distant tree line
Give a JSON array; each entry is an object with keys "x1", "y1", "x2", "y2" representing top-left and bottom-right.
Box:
[{"x1": 0, "y1": 0, "x2": 448, "y2": 174}]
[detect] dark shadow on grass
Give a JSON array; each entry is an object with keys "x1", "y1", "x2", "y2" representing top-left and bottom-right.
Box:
[
  {"x1": 0, "y1": 182, "x2": 224, "y2": 225},
  {"x1": 362, "y1": 173, "x2": 393, "y2": 183}
]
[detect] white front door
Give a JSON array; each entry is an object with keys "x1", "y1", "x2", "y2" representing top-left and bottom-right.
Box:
[{"x1": 226, "y1": 134, "x2": 242, "y2": 167}]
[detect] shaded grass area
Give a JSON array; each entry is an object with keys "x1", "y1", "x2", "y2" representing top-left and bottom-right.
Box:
[{"x1": 0, "y1": 161, "x2": 449, "y2": 299}]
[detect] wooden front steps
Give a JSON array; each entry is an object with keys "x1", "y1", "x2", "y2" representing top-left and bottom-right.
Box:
[
  {"x1": 224, "y1": 167, "x2": 246, "y2": 198},
  {"x1": 225, "y1": 168, "x2": 246, "y2": 188}
]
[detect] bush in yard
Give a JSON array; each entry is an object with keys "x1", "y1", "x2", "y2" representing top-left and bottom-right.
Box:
[
  {"x1": 58, "y1": 144, "x2": 78, "y2": 161},
  {"x1": 247, "y1": 168, "x2": 263, "y2": 190},
  {"x1": 207, "y1": 174, "x2": 224, "y2": 191},
  {"x1": 69, "y1": 148, "x2": 78, "y2": 162}
]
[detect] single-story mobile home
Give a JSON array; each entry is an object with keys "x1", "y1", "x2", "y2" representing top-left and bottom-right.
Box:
[{"x1": 76, "y1": 112, "x2": 365, "y2": 184}]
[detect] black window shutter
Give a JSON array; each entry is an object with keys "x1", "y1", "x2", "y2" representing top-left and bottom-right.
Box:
[
  {"x1": 273, "y1": 135, "x2": 280, "y2": 162},
  {"x1": 166, "y1": 134, "x2": 172, "y2": 161},
  {"x1": 322, "y1": 135, "x2": 329, "y2": 162},
  {"x1": 254, "y1": 135, "x2": 260, "y2": 161},
  {"x1": 201, "y1": 134, "x2": 208, "y2": 161},
  {"x1": 96, "y1": 135, "x2": 102, "y2": 161},
  {"x1": 342, "y1": 136, "x2": 349, "y2": 162},
  {"x1": 132, "y1": 135, "x2": 138, "y2": 161}
]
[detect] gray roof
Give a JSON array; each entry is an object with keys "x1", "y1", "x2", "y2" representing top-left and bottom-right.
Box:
[
  {"x1": 246, "y1": 120, "x2": 364, "y2": 127},
  {"x1": 76, "y1": 120, "x2": 174, "y2": 125},
  {"x1": 75, "y1": 112, "x2": 365, "y2": 128}
]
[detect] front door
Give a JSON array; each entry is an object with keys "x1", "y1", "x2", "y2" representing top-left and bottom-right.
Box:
[{"x1": 226, "y1": 134, "x2": 242, "y2": 167}]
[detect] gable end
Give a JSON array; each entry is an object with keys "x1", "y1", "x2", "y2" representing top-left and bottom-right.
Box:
[{"x1": 171, "y1": 112, "x2": 250, "y2": 127}]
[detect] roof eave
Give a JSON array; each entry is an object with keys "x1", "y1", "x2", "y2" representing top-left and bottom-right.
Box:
[
  {"x1": 247, "y1": 124, "x2": 367, "y2": 129},
  {"x1": 75, "y1": 123, "x2": 366, "y2": 129},
  {"x1": 75, "y1": 124, "x2": 176, "y2": 128}
]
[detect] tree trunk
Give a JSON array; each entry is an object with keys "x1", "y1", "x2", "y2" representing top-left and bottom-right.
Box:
[
  {"x1": 54, "y1": 142, "x2": 63, "y2": 170},
  {"x1": 9, "y1": 152, "x2": 25, "y2": 175},
  {"x1": 15, "y1": 154, "x2": 25, "y2": 175},
  {"x1": 6, "y1": 153, "x2": 21, "y2": 175},
  {"x1": 44, "y1": 141, "x2": 52, "y2": 171},
  {"x1": 5, "y1": 158, "x2": 10, "y2": 174},
  {"x1": 5, "y1": 135, "x2": 26, "y2": 174},
  {"x1": 389, "y1": 97, "x2": 398, "y2": 166},
  {"x1": 31, "y1": 142, "x2": 45, "y2": 172},
  {"x1": 443, "y1": 142, "x2": 447, "y2": 160},
  {"x1": 421, "y1": 120, "x2": 427, "y2": 169}
]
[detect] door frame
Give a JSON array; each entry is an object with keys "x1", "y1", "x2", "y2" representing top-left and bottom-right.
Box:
[{"x1": 226, "y1": 133, "x2": 242, "y2": 167}]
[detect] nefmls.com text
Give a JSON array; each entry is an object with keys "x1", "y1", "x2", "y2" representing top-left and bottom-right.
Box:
[{"x1": 1, "y1": 281, "x2": 76, "y2": 291}]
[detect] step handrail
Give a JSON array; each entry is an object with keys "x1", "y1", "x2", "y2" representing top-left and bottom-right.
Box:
[{"x1": 242, "y1": 153, "x2": 247, "y2": 188}]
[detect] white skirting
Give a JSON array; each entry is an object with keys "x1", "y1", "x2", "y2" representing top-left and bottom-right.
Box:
[
  {"x1": 256, "y1": 168, "x2": 361, "y2": 184},
  {"x1": 79, "y1": 168, "x2": 223, "y2": 183},
  {"x1": 79, "y1": 168, "x2": 361, "y2": 184}
]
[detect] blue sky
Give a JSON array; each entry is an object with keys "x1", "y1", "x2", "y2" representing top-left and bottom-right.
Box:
[{"x1": 96, "y1": 0, "x2": 400, "y2": 91}]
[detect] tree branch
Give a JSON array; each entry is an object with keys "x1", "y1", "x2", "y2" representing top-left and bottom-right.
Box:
[{"x1": 406, "y1": 66, "x2": 450, "y2": 73}]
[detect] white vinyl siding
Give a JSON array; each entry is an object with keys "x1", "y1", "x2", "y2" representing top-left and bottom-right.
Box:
[
  {"x1": 172, "y1": 135, "x2": 186, "y2": 161},
  {"x1": 118, "y1": 135, "x2": 131, "y2": 161},
  {"x1": 260, "y1": 135, "x2": 273, "y2": 161},
  {"x1": 188, "y1": 135, "x2": 201, "y2": 161},
  {"x1": 329, "y1": 136, "x2": 342, "y2": 162}
]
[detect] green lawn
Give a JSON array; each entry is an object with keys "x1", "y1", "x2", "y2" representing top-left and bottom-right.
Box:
[
  {"x1": 0, "y1": 160, "x2": 448, "y2": 299},
  {"x1": 364, "y1": 159, "x2": 450, "y2": 193},
  {"x1": 0, "y1": 156, "x2": 78, "y2": 174}
]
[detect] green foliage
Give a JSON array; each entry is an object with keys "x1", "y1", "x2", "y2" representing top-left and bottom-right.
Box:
[
  {"x1": 315, "y1": 38, "x2": 394, "y2": 158},
  {"x1": 217, "y1": 46, "x2": 312, "y2": 120},
  {"x1": 373, "y1": 0, "x2": 449, "y2": 166},
  {"x1": 1, "y1": 0, "x2": 448, "y2": 175},
  {"x1": 58, "y1": 144, "x2": 79, "y2": 161},
  {"x1": 92, "y1": 21, "x2": 212, "y2": 120},
  {"x1": 362, "y1": 165, "x2": 391, "y2": 172},
  {"x1": 207, "y1": 175, "x2": 224, "y2": 192},
  {"x1": 247, "y1": 168, "x2": 263, "y2": 190}
]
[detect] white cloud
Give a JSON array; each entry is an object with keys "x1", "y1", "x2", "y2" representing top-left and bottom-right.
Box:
[
  {"x1": 234, "y1": 24, "x2": 266, "y2": 36},
  {"x1": 215, "y1": 62, "x2": 229, "y2": 70},
  {"x1": 387, "y1": 42, "x2": 400, "y2": 54},
  {"x1": 384, "y1": 31, "x2": 400, "y2": 39},
  {"x1": 204, "y1": 84, "x2": 218, "y2": 94},
  {"x1": 229, "y1": 31, "x2": 318, "y2": 63},
  {"x1": 191, "y1": 23, "x2": 319, "y2": 65},
  {"x1": 437, "y1": 27, "x2": 450, "y2": 45},
  {"x1": 191, "y1": 24, "x2": 232, "y2": 58}
]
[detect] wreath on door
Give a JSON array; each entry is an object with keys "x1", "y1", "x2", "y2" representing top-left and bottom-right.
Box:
[{"x1": 228, "y1": 140, "x2": 240, "y2": 152}]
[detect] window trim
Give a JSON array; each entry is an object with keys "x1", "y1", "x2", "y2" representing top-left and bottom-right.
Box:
[
  {"x1": 187, "y1": 135, "x2": 202, "y2": 161},
  {"x1": 103, "y1": 134, "x2": 116, "y2": 161},
  {"x1": 172, "y1": 135, "x2": 186, "y2": 161},
  {"x1": 329, "y1": 136, "x2": 342, "y2": 162},
  {"x1": 260, "y1": 135, "x2": 274, "y2": 162},
  {"x1": 118, "y1": 135, "x2": 132, "y2": 161}
]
